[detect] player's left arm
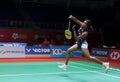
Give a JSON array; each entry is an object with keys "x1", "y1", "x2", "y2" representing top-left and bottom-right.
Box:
[{"x1": 72, "y1": 25, "x2": 77, "y2": 40}]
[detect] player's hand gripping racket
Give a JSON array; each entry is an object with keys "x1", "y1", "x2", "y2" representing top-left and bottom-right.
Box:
[{"x1": 65, "y1": 19, "x2": 72, "y2": 40}]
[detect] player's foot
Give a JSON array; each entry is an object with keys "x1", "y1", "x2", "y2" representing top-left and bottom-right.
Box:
[
  {"x1": 58, "y1": 64, "x2": 67, "y2": 70},
  {"x1": 103, "y1": 62, "x2": 109, "y2": 73}
]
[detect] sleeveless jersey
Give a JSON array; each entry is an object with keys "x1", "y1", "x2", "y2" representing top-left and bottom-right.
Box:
[{"x1": 77, "y1": 27, "x2": 87, "y2": 47}]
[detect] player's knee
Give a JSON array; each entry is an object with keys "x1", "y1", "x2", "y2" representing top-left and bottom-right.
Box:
[
  {"x1": 65, "y1": 52, "x2": 70, "y2": 55},
  {"x1": 65, "y1": 50, "x2": 71, "y2": 55}
]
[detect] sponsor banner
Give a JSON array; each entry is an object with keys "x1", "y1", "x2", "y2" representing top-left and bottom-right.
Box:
[
  {"x1": 0, "y1": 46, "x2": 25, "y2": 58},
  {"x1": 91, "y1": 48, "x2": 109, "y2": 57},
  {"x1": 50, "y1": 46, "x2": 74, "y2": 58},
  {"x1": 25, "y1": 46, "x2": 50, "y2": 55},
  {"x1": 0, "y1": 42, "x2": 27, "y2": 46},
  {"x1": 72, "y1": 50, "x2": 83, "y2": 56},
  {"x1": 108, "y1": 49, "x2": 120, "y2": 61}
]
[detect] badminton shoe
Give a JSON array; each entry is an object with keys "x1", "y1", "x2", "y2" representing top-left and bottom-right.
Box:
[
  {"x1": 58, "y1": 64, "x2": 67, "y2": 70},
  {"x1": 103, "y1": 62, "x2": 109, "y2": 73}
]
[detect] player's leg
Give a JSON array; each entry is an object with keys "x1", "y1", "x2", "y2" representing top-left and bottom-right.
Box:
[
  {"x1": 81, "y1": 41, "x2": 109, "y2": 73},
  {"x1": 58, "y1": 44, "x2": 79, "y2": 70},
  {"x1": 82, "y1": 48, "x2": 103, "y2": 64},
  {"x1": 82, "y1": 48, "x2": 109, "y2": 73}
]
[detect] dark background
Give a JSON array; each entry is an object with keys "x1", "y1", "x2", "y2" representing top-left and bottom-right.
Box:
[{"x1": 0, "y1": 0, "x2": 120, "y2": 47}]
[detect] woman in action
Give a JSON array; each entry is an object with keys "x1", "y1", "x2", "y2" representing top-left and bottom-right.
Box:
[{"x1": 59, "y1": 15, "x2": 109, "y2": 73}]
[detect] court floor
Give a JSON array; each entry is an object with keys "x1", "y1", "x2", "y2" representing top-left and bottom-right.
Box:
[{"x1": 0, "y1": 61, "x2": 120, "y2": 82}]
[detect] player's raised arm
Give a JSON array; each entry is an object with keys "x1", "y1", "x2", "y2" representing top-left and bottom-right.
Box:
[{"x1": 68, "y1": 15, "x2": 83, "y2": 26}]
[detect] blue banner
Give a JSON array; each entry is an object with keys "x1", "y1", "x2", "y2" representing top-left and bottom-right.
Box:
[
  {"x1": 91, "y1": 48, "x2": 109, "y2": 57},
  {"x1": 71, "y1": 50, "x2": 83, "y2": 56},
  {"x1": 50, "y1": 46, "x2": 74, "y2": 58},
  {"x1": 25, "y1": 46, "x2": 50, "y2": 54}
]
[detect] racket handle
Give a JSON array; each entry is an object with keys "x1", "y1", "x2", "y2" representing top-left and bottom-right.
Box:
[{"x1": 68, "y1": 19, "x2": 71, "y2": 30}]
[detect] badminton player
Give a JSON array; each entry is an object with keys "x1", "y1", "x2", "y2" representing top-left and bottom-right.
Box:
[{"x1": 59, "y1": 15, "x2": 109, "y2": 73}]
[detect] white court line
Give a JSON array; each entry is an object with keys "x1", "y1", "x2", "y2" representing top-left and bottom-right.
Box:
[
  {"x1": 71, "y1": 61, "x2": 102, "y2": 69},
  {"x1": 109, "y1": 68, "x2": 120, "y2": 72},
  {"x1": 0, "y1": 71, "x2": 91, "y2": 77},
  {"x1": 58, "y1": 62, "x2": 120, "y2": 79},
  {"x1": 0, "y1": 62, "x2": 55, "y2": 66},
  {"x1": 71, "y1": 61, "x2": 120, "y2": 72}
]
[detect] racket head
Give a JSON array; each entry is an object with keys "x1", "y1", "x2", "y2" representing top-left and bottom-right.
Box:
[{"x1": 65, "y1": 30, "x2": 72, "y2": 40}]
